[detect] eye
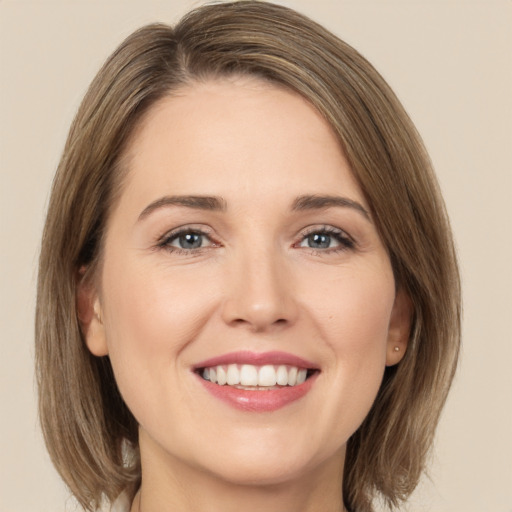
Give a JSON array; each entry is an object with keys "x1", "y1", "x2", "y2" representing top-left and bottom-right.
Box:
[
  {"x1": 170, "y1": 232, "x2": 206, "y2": 249},
  {"x1": 301, "y1": 232, "x2": 336, "y2": 249},
  {"x1": 158, "y1": 228, "x2": 215, "y2": 253},
  {"x1": 298, "y1": 227, "x2": 355, "y2": 252}
]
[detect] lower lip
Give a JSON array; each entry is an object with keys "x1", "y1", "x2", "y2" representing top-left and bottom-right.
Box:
[{"x1": 196, "y1": 372, "x2": 318, "y2": 412}]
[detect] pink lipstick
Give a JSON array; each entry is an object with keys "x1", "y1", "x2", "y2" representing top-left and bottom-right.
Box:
[{"x1": 193, "y1": 351, "x2": 319, "y2": 412}]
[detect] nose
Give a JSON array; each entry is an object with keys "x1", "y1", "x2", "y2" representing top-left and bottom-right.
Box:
[{"x1": 221, "y1": 247, "x2": 299, "y2": 332}]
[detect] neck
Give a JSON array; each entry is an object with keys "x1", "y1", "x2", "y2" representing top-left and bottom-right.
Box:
[{"x1": 131, "y1": 433, "x2": 347, "y2": 512}]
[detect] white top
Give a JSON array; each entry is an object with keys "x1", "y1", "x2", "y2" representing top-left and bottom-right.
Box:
[{"x1": 98, "y1": 492, "x2": 131, "y2": 512}]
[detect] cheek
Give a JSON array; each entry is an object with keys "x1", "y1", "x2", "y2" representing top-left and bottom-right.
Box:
[
  {"x1": 103, "y1": 257, "x2": 211, "y2": 345},
  {"x1": 336, "y1": 279, "x2": 394, "y2": 383},
  {"x1": 307, "y1": 261, "x2": 395, "y2": 354},
  {"x1": 99, "y1": 255, "x2": 218, "y2": 412},
  {"x1": 337, "y1": 285, "x2": 393, "y2": 357},
  {"x1": 304, "y1": 263, "x2": 395, "y2": 423}
]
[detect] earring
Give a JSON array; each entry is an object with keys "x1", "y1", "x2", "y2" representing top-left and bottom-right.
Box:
[{"x1": 393, "y1": 346, "x2": 400, "y2": 352}]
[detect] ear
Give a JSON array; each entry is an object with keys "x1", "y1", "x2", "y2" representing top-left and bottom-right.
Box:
[
  {"x1": 386, "y1": 288, "x2": 413, "y2": 366},
  {"x1": 76, "y1": 267, "x2": 109, "y2": 356}
]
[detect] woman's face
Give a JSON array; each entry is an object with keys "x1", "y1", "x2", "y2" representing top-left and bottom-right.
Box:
[{"x1": 83, "y1": 77, "x2": 409, "y2": 486}]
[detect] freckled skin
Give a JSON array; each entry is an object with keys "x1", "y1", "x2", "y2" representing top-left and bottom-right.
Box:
[{"x1": 84, "y1": 77, "x2": 408, "y2": 512}]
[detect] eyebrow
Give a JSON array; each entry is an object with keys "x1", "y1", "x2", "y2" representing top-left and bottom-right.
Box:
[
  {"x1": 138, "y1": 193, "x2": 371, "y2": 222},
  {"x1": 291, "y1": 195, "x2": 371, "y2": 220},
  {"x1": 138, "y1": 195, "x2": 227, "y2": 220}
]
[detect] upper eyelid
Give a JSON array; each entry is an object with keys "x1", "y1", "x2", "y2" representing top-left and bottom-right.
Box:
[
  {"x1": 298, "y1": 225, "x2": 354, "y2": 240},
  {"x1": 159, "y1": 225, "x2": 215, "y2": 242},
  {"x1": 295, "y1": 225, "x2": 357, "y2": 251},
  {"x1": 155, "y1": 224, "x2": 355, "y2": 248},
  {"x1": 156, "y1": 227, "x2": 218, "y2": 254}
]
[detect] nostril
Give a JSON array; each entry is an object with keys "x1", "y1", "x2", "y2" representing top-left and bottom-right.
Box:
[
  {"x1": 221, "y1": 287, "x2": 299, "y2": 331},
  {"x1": 228, "y1": 316, "x2": 288, "y2": 330}
]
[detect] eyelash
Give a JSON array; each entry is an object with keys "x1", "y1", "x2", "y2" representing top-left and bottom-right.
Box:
[
  {"x1": 156, "y1": 225, "x2": 356, "y2": 255},
  {"x1": 296, "y1": 225, "x2": 356, "y2": 254},
  {"x1": 156, "y1": 227, "x2": 217, "y2": 256}
]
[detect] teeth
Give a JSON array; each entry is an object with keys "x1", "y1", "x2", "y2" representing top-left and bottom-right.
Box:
[
  {"x1": 296, "y1": 368, "x2": 307, "y2": 385},
  {"x1": 226, "y1": 364, "x2": 240, "y2": 385},
  {"x1": 259, "y1": 365, "x2": 277, "y2": 386},
  {"x1": 201, "y1": 363, "x2": 312, "y2": 388},
  {"x1": 288, "y1": 366, "x2": 298, "y2": 386},
  {"x1": 276, "y1": 365, "x2": 288, "y2": 385},
  {"x1": 217, "y1": 366, "x2": 227, "y2": 385},
  {"x1": 240, "y1": 364, "x2": 258, "y2": 386}
]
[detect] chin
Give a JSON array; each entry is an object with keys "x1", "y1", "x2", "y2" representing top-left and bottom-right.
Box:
[
  {"x1": 187, "y1": 433, "x2": 344, "y2": 488},
  {"x1": 200, "y1": 455, "x2": 319, "y2": 488}
]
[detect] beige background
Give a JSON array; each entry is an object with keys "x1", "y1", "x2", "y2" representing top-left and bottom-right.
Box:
[{"x1": 1, "y1": 0, "x2": 511, "y2": 511}]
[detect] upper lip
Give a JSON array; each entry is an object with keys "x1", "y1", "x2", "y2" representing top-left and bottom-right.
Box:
[{"x1": 193, "y1": 350, "x2": 319, "y2": 370}]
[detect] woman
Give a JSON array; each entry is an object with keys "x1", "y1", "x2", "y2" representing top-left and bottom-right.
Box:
[{"x1": 35, "y1": 2, "x2": 461, "y2": 511}]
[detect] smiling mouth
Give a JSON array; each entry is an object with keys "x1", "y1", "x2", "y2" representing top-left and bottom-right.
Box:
[{"x1": 197, "y1": 364, "x2": 317, "y2": 390}]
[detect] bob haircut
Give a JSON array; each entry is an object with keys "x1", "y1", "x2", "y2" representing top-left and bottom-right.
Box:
[{"x1": 36, "y1": 2, "x2": 461, "y2": 511}]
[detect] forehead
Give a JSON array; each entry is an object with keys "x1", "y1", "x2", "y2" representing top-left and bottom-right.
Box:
[{"x1": 117, "y1": 77, "x2": 366, "y2": 213}]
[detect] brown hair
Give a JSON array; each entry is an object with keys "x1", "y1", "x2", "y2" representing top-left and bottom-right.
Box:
[{"x1": 36, "y1": 2, "x2": 461, "y2": 511}]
